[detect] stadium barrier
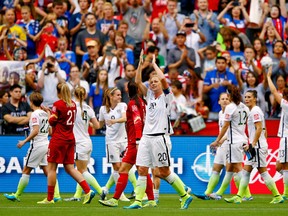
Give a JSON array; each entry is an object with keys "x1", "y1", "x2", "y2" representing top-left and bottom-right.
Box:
[{"x1": 0, "y1": 136, "x2": 283, "y2": 194}]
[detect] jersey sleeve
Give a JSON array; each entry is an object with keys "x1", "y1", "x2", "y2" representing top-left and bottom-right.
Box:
[
  {"x1": 281, "y1": 99, "x2": 288, "y2": 114},
  {"x1": 131, "y1": 103, "x2": 144, "y2": 140},
  {"x1": 224, "y1": 104, "x2": 236, "y2": 122},
  {"x1": 87, "y1": 105, "x2": 96, "y2": 119},
  {"x1": 99, "y1": 106, "x2": 105, "y2": 121},
  {"x1": 120, "y1": 103, "x2": 127, "y2": 113},
  {"x1": 49, "y1": 102, "x2": 59, "y2": 126},
  {"x1": 251, "y1": 108, "x2": 261, "y2": 123},
  {"x1": 31, "y1": 112, "x2": 40, "y2": 126}
]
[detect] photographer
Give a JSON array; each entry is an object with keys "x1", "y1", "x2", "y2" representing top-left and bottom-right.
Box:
[{"x1": 37, "y1": 56, "x2": 66, "y2": 108}]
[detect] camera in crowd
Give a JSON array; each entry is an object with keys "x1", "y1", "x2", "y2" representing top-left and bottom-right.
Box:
[{"x1": 232, "y1": 0, "x2": 240, "y2": 6}]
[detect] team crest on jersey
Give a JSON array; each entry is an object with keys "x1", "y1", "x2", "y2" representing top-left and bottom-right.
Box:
[
  {"x1": 111, "y1": 115, "x2": 115, "y2": 119},
  {"x1": 254, "y1": 114, "x2": 259, "y2": 120},
  {"x1": 149, "y1": 102, "x2": 156, "y2": 110},
  {"x1": 32, "y1": 117, "x2": 37, "y2": 123}
]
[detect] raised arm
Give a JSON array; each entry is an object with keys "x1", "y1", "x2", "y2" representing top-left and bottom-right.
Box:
[
  {"x1": 135, "y1": 50, "x2": 148, "y2": 96},
  {"x1": 152, "y1": 54, "x2": 168, "y2": 89},
  {"x1": 267, "y1": 66, "x2": 282, "y2": 104}
]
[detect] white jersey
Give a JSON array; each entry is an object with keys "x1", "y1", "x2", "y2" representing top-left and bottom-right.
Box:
[
  {"x1": 99, "y1": 102, "x2": 127, "y2": 143},
  {"x1": 73, "y1": 102, "x2": 95, "y2": 143},
  {"x1": 224, "y1": 102, "x2": 249, "y2": 144},
  {"x1": 219, "y1": 110, "x2": 225, "y2": 132},
  {"x1": 278, "y1": 99, "x2": 288, "y2": 137},
  {"x1": 30, "y1": 109, "x2": 49, "y2": 146},
  {"x1": 247, "y1": 106, "x2": 267, "y2": 149},
  {"x1": 143, "y1": 89, "x2": 174, "y2": 135}
]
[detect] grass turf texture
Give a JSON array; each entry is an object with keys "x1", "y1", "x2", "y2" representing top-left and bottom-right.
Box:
[{"x1": 0, "y1": 193, "x2": 287, "y2": 216}]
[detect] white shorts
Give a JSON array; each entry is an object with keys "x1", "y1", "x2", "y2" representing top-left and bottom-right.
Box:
[
  {"x1": 244, "y1": 147, "x2": 268, "y2": 168},
  {"x1": 106, "y1": 141, "x2": 127, "y2": 163},
  {"x1": 278, "y1": 137, "x2": 288, "y2": 163},
  {"x1": 226, "y1": 142, "x2": 244, "y2": 163},
  {"x1": 75, "y1": 141, "x2": 92, "y2": 161},
  {"x1": 214, "y1": 143, "x2": 227, "y2": 165},
  {"x1": 25, "y1": 143, "x2": 48, "y2": 168},
  {"x1": 136, "y1": 134, "x2": 171, "y2": 168}
]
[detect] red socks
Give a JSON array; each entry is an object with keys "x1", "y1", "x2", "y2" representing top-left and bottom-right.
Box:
[
  {"x1": 114, "y1": 173, "x2": 129, "y2": 199},
  {"x1": 79, "y1": 180, "x2": 90, "y2": 194},
  {"x1": 47, "y1": 185, "x2": 55, "y2": 201},
  {"x1": 146, "y1": 174, "x2": 154, "y2": 200}
]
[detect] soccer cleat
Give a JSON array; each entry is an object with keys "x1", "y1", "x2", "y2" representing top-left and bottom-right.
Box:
[
  {"x1": 184, "y1": 185, "x2": 192, "y2": 194},
  {"x1": 53, "y1": 197, "x2": 62, "y2": 202},
  {"x1": 37, "y1": 198, "x2": 55, "y2": 204},
  {"x1": 224, "y1": 195, "x2": 242, "y2": 204},
  {"x1": 98, "y1": 198, "x2": 118, "y2": 207},
  {"x1": 282, "y1": 195, "x2": 288, "y2": 201},
  {"x1": 123, "y1": 201, "x2": 142, "y2": 209},
  {"x1": 4, "y1": 193, "x2": 20, "y2": 202},
  {"x1": 142, "y1": 194, "x2": 148, "y2": 201},
  {"x1": 100, "y1": 187, "x2": 108, "y2": 201},
  {"x1": 142, "y1": 200, "x2": 157, "y2": 208},
  {"x1": 63, "y1": 197, "x2": 81, "y2": 202},
  {"x1": 180, "y1": 195, "x2": 193, "y2": 210},
  {"x1": 128, "y1": 191, "x2": 136, "y2": 199},
  {"x1": 83, "y1": 190, "x2": 95, "y2": 204},
  {"x1": 208, "y1": 193, "x2": 222, "y2": 200},
  {"x1": 193, "y1": 193, "x2": 210, "y2": 200},
  {"x1": 270, "y1": 196, "x2": 284, "y2": 204},
  {"x1": 119, "y1": 193, "x2": 130, "y2": 202},
  {"x1": 242, "y1": 196, "x2": 253, "y2": 201}
]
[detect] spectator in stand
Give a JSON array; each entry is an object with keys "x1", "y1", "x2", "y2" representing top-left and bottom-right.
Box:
[
  {"x1": 162, "y1": 0, "x2": 185, "y2": 52},
  {"x1": 221, "y1": 50, "x2": 237, "y2": 74},
  {"x1": 167, "y1": 31, "x2": 196, "y2": 75},
  {"x1": 97, "y1": 45, "x2": 120, "y2": 87},
  {"x1": 69, "y1": 0, "x2": 91, "y2": 51},
  {"x1": 170, "y1": 80, "x2": 187, "y2": 121},
  {"x1": 37, "y1": 56, "x2": 66, "y2": 108},
  {"x1": 259, "y1": 21, "x2": 282, "y2": 56},
  {"x1": 198, "y1": 45, "x2": 218, "y2": 78},
  {"x1": 97, "y1": 2, "x2": 119, "y2": 36},
  {"x1": 0, "y1": 66, "x2": 10, "y2": 91},
  {"x1": 253, "y1": 38, "x2": 268, "y2": 68},
  {"x1": 92, "y1": 0, "x2": 105, "y2": 20},
  {"x1": 143, "y1": 17, "x2": 169, "y2": 62},
  {"x1": 4, "y1": 45, "x2": 28, "y2": 61},
  {"x1": 2, "y1": 84, "x2": 32, "y2": 135},
  {"x1": 150, "y1": 0, "x2": 168, "y2": 19},
  {"x1": 75, "y1": 13, "x2": 106, "y2": 63},
  {"x1": 216, "y1": 0, "x2": 230, "y2": 15},
  {"x1": 55, "y1": 37, "x2": 76, "y2": 79},
  {"x1": 119, "y1": 0, "x2": 151, "y2": 58},
  {"x1": 182, "y1": 17, "x2": 206, "y2": 76},
  {"x1": 164, "y1": 67, "x2": 186, "y2": 92},
  {"x1": 118, "y1": 20, "x2": 136, "y2": 50},
  {"x1": 260, "y1": 0, "x2": 287, "y2": 40},
  {"x1": 66, "y1": 65, "x2": 89, "y2": 101},
  {"x1": 34, "y1": 21, "x2": 58, "y2": 55},
  {"x1": 14, "y1": 0, "x2": 47, "y2": 20},
  {"x1": 140, "y1": 46, "x2": 160, "y2": 82},
  {"x1": 270, "y1": 74, "x2": 287, "y2": 118},
  {"x1": 0, "y1": 27, "x2": 15, "y2": 60},
  {"x1": 0, "y1": 9, "x2": 27, "y2": 49},
  {"x1": 82, "y1": 40, "x2": 100, "y2": 86},
  {"x1": 24, "y1": 62, "x2": 38, "y2": 97},
  {"x1": 270, "y1": 40, "x2": 288, "y2": 85},
  {"x1": 16, "y1": 6, "x2": 40, "y2": 59},
  {"x1": 217, "y1": 0, "x2": 250, "y2": 34},
  {"x1": 190, "y1": 0, "x2": 220, "y2": 48},
  {"x1": 116, "y1": 64, "x2": 136, "y2": 104},
  {"x1": 184, "y1": 70, "x2": 204, "y2": 108},
  {"x1": 0, "y1": 90, "x2": 9, "y2": 134},
  {"x1": 237, "y1": 45, "x2": 262, "y2": 82},
  {"x1": 203, "y1": 56, "x2": 238, "y2": 116},
  {"x1": 144, "y1": 39, "x2": 166, "y2": 71},
  {"x1": 51, "y1": 0, "x2": 69, "y2": 37},
  {"x1": 229, "y1": 35, "x2": 245, "y2": 62},
  {"x1": 114, "y1": 31, "x2": 134, "y2": 66}
]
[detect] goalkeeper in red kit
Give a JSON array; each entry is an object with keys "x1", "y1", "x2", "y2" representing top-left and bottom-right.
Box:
[{"x1": 98, "y1": 81, "x2": 156, "y2": 207}]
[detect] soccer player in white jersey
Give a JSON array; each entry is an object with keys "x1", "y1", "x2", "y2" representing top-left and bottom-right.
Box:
[
  {"x1": 194, "y1": 93, "x2": 230, "y2": 199},
  {"x1": 98, "y1": 87, "x2": 135, "y2": 201},
  {"x1": 225, "y1": 90, "x2": 284, "y2": 204},
  {"x1": 267, "y1": 66, "x2": 288, "y2": 201},
  {"x1": 210, "y1": 86, "x2": 249, "y2": 200},
  {"x1": 4, "y1": 92, "x2": 61, "y2": 202},
  {"x1": 64, "y1": 86, "x2": 103, "y2": 201},
  {"x1": 124, "y1": 53, "x2": 192, "y2": 209}
]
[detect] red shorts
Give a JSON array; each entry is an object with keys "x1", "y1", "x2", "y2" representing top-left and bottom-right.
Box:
[
  {"x1": 121, "y1": 144, "x2": 137, "y2": 165},
  {"x1": 47, "y1": 138, "x2": 75, "y2": 164}
]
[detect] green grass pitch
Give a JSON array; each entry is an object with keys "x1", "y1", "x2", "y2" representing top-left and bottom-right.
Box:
[{"x1": 0, "y1": 193, "x2": 287, "y2": 216}]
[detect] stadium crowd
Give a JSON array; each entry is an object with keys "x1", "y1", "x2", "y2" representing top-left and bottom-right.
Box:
[{"x1": 0, "y1": 0, "x2": 288, "y2": 135}]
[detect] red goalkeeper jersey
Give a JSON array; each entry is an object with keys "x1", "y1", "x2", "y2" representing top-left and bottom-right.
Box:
[
  {"x1": 126, "y1": 97, "x2": 146, "y2": 145},
  {"x1": 49, "y1": 99, "x2": 76, "y2": 141}
]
